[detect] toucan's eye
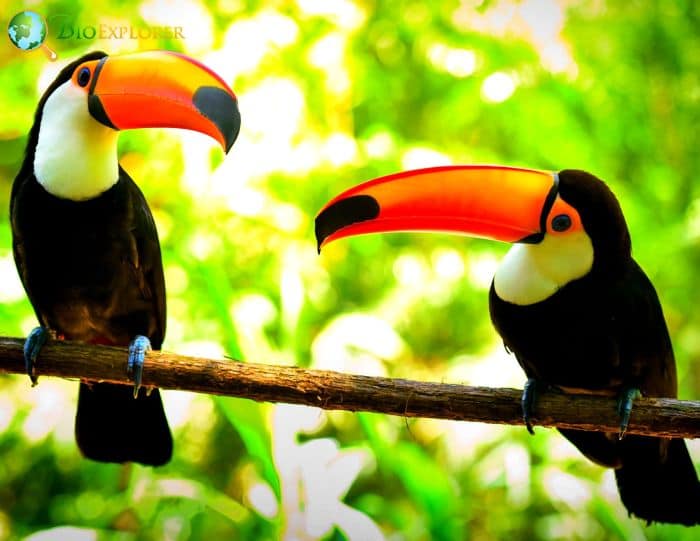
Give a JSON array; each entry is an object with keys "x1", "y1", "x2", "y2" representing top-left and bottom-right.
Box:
[
  {"x1": 551, "y1": 214, "x2": 572, "y2": 232},
  {"x1": 77, "y1": 67, "x2": 91, "y2": 87}
]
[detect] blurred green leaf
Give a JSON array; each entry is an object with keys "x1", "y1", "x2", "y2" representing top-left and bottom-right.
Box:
[
  {"x1": 359, "y1": 413, "x2": 463, "y2": 540},
  {"x1": 216, "y1": 398, "x2": 280, "y2": 499}
]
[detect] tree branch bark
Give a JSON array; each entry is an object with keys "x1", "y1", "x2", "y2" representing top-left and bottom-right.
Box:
[{"x1": 0, "y1": 336, "x2": 698, "y2": 438}]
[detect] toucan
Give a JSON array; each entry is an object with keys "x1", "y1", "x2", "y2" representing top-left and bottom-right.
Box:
[
  {"x1": 11, "y1": 50, "x2": 240, "y2": 466},
  {"x1": 315, "y1": 165, "x2": 700, "y2": 525}
]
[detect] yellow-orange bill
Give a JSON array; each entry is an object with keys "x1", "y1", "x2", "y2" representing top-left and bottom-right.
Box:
[
  {"x1": 75, "y1": 51, "x2": 240, "y2": 152},
  {"x1": 315, "y1": 165, "x2": 558, "y2": 250}
]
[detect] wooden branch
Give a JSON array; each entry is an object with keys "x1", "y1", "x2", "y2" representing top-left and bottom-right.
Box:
[{"x1": 0, "y1": 336, "x2": 698, "y2": 439}]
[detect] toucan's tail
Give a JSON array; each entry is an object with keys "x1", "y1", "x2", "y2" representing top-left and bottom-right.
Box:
[
  {"x1": 615, "y1": 436, "x2": 700, "y2": 525},
  {"x1": 75, "y1": 382, "x2": 172, "y2": 466}
]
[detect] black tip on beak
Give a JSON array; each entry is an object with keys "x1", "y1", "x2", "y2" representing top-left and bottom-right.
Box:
[
  {"x1": 193, "y1": 86, "x2": 241, "y2": 152},
  {"x1": 315, "y1": 194, "x2": 380, "y2": 253}
]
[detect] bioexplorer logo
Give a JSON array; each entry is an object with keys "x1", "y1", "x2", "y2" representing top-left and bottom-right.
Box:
[
  {"x1": 52, "y1": 15, "x2": 186, "y2": 41},
  {"x1": 7, "y1": 11, "x2": 186, "y2": 61},
  {"x1": 7, "y1": 10, "x2": 57, "y2": 60}
]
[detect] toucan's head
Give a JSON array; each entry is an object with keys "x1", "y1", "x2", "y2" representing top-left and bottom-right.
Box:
[
  {"x1": 27, "y1": 50, "x2": 240, "y2": 200},
  {"x1": 315, "y1": 166, "x2": 631, "y2": 305}
]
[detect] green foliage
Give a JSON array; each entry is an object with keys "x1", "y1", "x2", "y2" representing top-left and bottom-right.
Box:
[
  {"x1": 1, "y1": 0, "x2": 699, "y2": 540},
  {"x1": 216, "y1": 397, "x2": 280, "y2": 499}
]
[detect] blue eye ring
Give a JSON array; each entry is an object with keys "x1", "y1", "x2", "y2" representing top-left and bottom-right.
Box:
[
  {"x1": 77, "y1": 67, "x2": 91, "y2": 87},
  {"x1": 551, "y1": 214, "x2": 572, "y2": 232}
]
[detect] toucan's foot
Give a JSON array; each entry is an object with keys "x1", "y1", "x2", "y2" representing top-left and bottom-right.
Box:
[
  {"x1": 127, "y1": 335, "x2": 151, "y2": 398},
  {"x1": 616, "y1": 386, "x2": 641, "y2": 440},
  {"x1": 522, "y1": 378, "x2": 547, "y2": 435},
  {"x1": 23, "y1": 326, "x2": 50, "y2": 386}
]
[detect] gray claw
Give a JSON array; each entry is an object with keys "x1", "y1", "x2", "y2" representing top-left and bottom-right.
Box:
[
  {"x1": 522, "y1": 378, "x2": 540, "y2": 435},
  {"x1": 617, "y1": 386, "x2": 640, "y2": 440},
  {"x1": 23, "y1": 326, "x2": 49, "y2": 386},
  {"x1": 127, "y1": 335, "x2": 151, "y2": 398}
]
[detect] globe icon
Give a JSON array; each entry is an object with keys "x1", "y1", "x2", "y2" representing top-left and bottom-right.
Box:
[{"x1": 8, "y1": 10, "x2": 48, "y2": 52}]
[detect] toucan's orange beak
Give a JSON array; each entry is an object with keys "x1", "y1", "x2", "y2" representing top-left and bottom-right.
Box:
[
  {"x1": 77, "y1": 51, "x2": 240, "y2": 152},
  {"x1": 315, "y1": 165, "x2": 560, "y2": 251}
]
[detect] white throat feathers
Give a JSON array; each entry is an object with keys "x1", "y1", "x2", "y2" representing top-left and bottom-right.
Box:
[
  {"x1": 493, "y1": 230, "x2": 594, "y2": 306},
  {"x1": 33, "y1": 80, "x2": 119, "y2": 201}
]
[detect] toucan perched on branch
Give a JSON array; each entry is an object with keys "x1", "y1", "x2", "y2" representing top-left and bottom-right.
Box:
[
  {"x1": 315, "y1": 165, "x2": 700, "y2": 525},
  {"x1": 11, "y1": 51, "x2": 240, "y2": 465}
]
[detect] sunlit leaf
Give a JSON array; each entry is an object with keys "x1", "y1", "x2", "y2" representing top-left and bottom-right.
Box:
[{"x1": 216, "y1": 397, "x2": 279, "y2": 501}]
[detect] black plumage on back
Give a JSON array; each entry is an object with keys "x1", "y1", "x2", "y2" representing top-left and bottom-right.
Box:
[{"x1": 11, "y1": 168, "x2": 172, "y2": 466}]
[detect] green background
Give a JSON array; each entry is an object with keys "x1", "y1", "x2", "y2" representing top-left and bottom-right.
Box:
[{"x1": 0, "y1": 0, "x2": 699, "y2": 539}]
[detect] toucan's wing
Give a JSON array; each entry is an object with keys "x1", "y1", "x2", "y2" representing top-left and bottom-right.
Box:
[
  {"x1": 612, "y1": 259, "x2": 677, "y2": 398},
  {"x1": 10, "y1": 173, "x2": 50, "y2": 328},
  {"x1": 121, "y1": 167, "x2": 166, "y2": 349}
]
